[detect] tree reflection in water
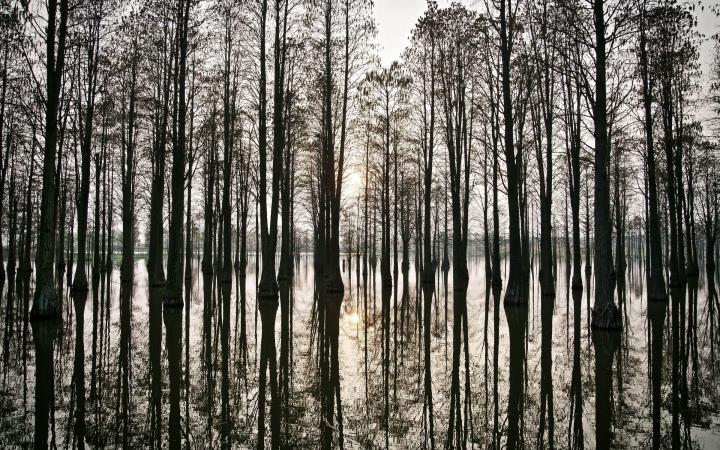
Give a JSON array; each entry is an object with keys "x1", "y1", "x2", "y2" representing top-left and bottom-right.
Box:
[{"x1": 0, "y1": 256, "x2": 718, "y2": 448}]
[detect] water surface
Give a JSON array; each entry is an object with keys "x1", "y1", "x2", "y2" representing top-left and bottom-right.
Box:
[{"x1": 1, "y1": 253, "x2": 719, "y2": 448}]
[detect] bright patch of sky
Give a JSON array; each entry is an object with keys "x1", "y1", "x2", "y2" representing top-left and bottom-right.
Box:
[{"x1": 374, "y1": 0, "x2": 432, "y2": 65}]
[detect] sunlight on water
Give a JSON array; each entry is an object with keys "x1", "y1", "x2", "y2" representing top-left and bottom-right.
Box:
[{"x1": 348, "y1": 312, "x2": 360, "y2": 324}]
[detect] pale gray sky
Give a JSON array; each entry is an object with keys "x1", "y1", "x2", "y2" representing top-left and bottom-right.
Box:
[
  {"x1": 373, "y1": 0, "x2": 719, "y2": 123},
  {"x1": 374, "y1": 0, "x2": 430, "y2": 65}
]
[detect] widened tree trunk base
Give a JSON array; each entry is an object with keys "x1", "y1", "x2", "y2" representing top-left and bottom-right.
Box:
[
  {"x1": 258, "y1": 279, "x2": 279, "y2": 304},
  {"x1": 31, "y1": 285, "x2": 59, "y2": 320},
  {"x1": 148, "y1": 255, "x2": 166, "y2": 287},
  {"x1": 539, "y1": 268, "x2": 555, "y2": 297},
  {"x1": 381, "y1": 276, "x2": 393, "y2": 289},
  {"x1": 71, "y1": 278, "x2": 90, "y2": 293},
  {"x1": 647, "y1": 278, "x2": 668, "y2": 302},
  {"x1": 503, "y1": 279, "x2": 528, "y2": 306},
  {"x1": 120, "y1": 265, "x2": 134, "y2": 285},
  {"x1": 201, "y1": 260, "x2": 213, "y2": 278},
  {"x1": 148, "y1": 272, "x2": 166, "y2": 287},
  {"x1": 324, "y1": 261, "x2": 344, "y2": 295},
  {"x1": 571, "y1": 273, "x2": 583, "y2": 291},
  {"x1": 163, "y1": 294, "x2": 185, "y2": 309},
  {"x1": 421, "y1": 268, "x2": 435, "y2": 287},
  {"x1": 685, "y1": 262, "x2": 700, "y2": 280},
  {"x1": 590, "y1": 302, "x2": 622, "y2": 330}
]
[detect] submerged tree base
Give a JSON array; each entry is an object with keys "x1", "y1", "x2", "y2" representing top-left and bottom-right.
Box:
[
  {"x1": 163, "y1": 296, "x2": 185, "y2": 308},
  {"x1": 686, "y1": 261, "x2": 700, "y2": 279},
  {"x1": 503, "y1": 282, "x2": 528, "y2": 306},
  {"x1": 590, "y1": 302, "x2": 622, "y2": 330},
  {"x1": 420, "y1": 266, "x2": 434, "y2": 286},
  {"x1": 258, "y1": 281, "x2": 280, "y2": 304},
  {"x1": 646, "y1": 284, "x2": 668, "y2": 302},
  {"x1": 325, "y1": 274, "x2": 345, "y2": 295},
  {"x1": 31, "y1": 285, "x2": 59, "y2": 319},
  {"x1": 71, "y1": 278, "x2": 90, "y2": 293},
  {"x1": 147, "y1": 256, "x2": 167, "y2": 287},
  {"x1": 148, "y1": 277, "x2": 166, "y2": 288}
]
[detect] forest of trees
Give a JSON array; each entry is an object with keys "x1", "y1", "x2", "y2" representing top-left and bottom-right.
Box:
[{"x1": 2, "y1": 0, "x2": 720, "y2": 447}]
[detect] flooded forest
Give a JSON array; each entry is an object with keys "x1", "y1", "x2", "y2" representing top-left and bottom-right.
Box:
[{"x1": 2, "y1": 0, "x2": 720, "y2": 448}]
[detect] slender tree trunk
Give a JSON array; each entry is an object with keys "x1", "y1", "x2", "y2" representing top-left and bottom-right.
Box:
[
  {"x1": 500, "y1": 0, "x2": 523, "y2": 304},
  {"x1": 121, "y1": 46, "x2": 138, "y2": 284}
]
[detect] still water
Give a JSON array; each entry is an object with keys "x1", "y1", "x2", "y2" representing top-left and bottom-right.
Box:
[{"x1": 1, "y1": 253, "x2": 720, "y2": 448}]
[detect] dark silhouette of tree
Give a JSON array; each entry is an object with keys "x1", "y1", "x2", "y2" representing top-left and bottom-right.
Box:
[
  {"x1": 31, "y1": 0, "x2": 70, "y2": 319},
  {"x1": 72, "y1": 0, "x2": 105, "y2": 292},
  {"x1": 407, "y1": 6, "x2": 438, "y2": 446},
  {"x1": 164, "y1": 0, "x2": 191, "y2": 307},
  {"x1": 256, "y1": 0, "x2": 281, "y2": 447}
]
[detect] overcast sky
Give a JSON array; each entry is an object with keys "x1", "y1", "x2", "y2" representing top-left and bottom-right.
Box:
[
  {"x1": 373, "y1": 0, "x2": 719, "y2": 122},
  {"x1": 373, "y1": 1, "x2": 720, "y2": 62},
  {"x1": 374, "y1": 0, "x2": 430, "y2": 65}
]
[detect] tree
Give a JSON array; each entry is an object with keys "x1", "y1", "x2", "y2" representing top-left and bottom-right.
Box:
[
  {"x1": 119, "y1": 16, "x2": 140, "y2": 284},
  {"x1": 638, "y1": 0, "x2": 666, "y2": 300},
  {"x1": 164, "y1": 0, "x2": 191, "y2": 307},
  {"x1": 32, "y1": 0, "x2": 70, "y2": 319},
  {"x1": 588, "y1": 0, "x2": 629, "y2": 329},
  {"x1": 433, "y1": 4, "x2": 482, "y2": 445},
  {"x1": 407, "y1": 6, "x2": 438, "y2": 446},
  {"x1": 529, "y1": 0, "x2": 558, "y2": 297},
  {"x1": 256, "y1": 0, "x2": 281, "y2": 447},
  {"x1": 496, "y1": 0, "x2": 525, "y2": 304},
  {"x1": 147, "y1": 0, "x2": 176, "y2": 287},
  {"x1": 71, "y1": 0, "x2": 104, "y2": 292}
]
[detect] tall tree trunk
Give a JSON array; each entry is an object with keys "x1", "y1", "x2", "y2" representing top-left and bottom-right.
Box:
[
  {"x1": 536, "y1": 11, "x2": 555, "y2": 297},
  {"x1": 565, "y1": 58, "x2": 583, "y2": 290},
  {"x1": 256, "y1": 0, "x2": 281, "y2": 448},
  {"x1": 32, "y1": 0, "x2": 69, "y2": 319},
  {"x1": 500, "y1": 0, "x2": 523, "y2": 304},
  {"x1": 147, "y1": 19, "x2": 173, "y2": 287},
  {"x1": 121, "y1": 46, "x2": 138, "y2": 284},
  {"x1": 185, "y1": 70, "x2": 195, "y2": 283},
  {"x1": 203, "y1": 111, "x2": 217, "y2": 276},
  {"x1": 590, "y1": 0, "x2": 620, "y2": 329},
  {"x1": 93, "y1": 154, "x2": 101, "y2": 284},
  {"x1": 639, "y1": 4, "x2": 666, "y2": 299},
  {"x1": 72, "y1": 11, "x2": 101, "y2": 291},
  {"x1": 0, "y1": 41, "x2": 8, "y2": 285},
  {"x1": 222, "y1": 9, "x2": 235, "y2": 285},
  {"x1": 164, "y1": 0, "x2": 191, "y2": 307}
]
